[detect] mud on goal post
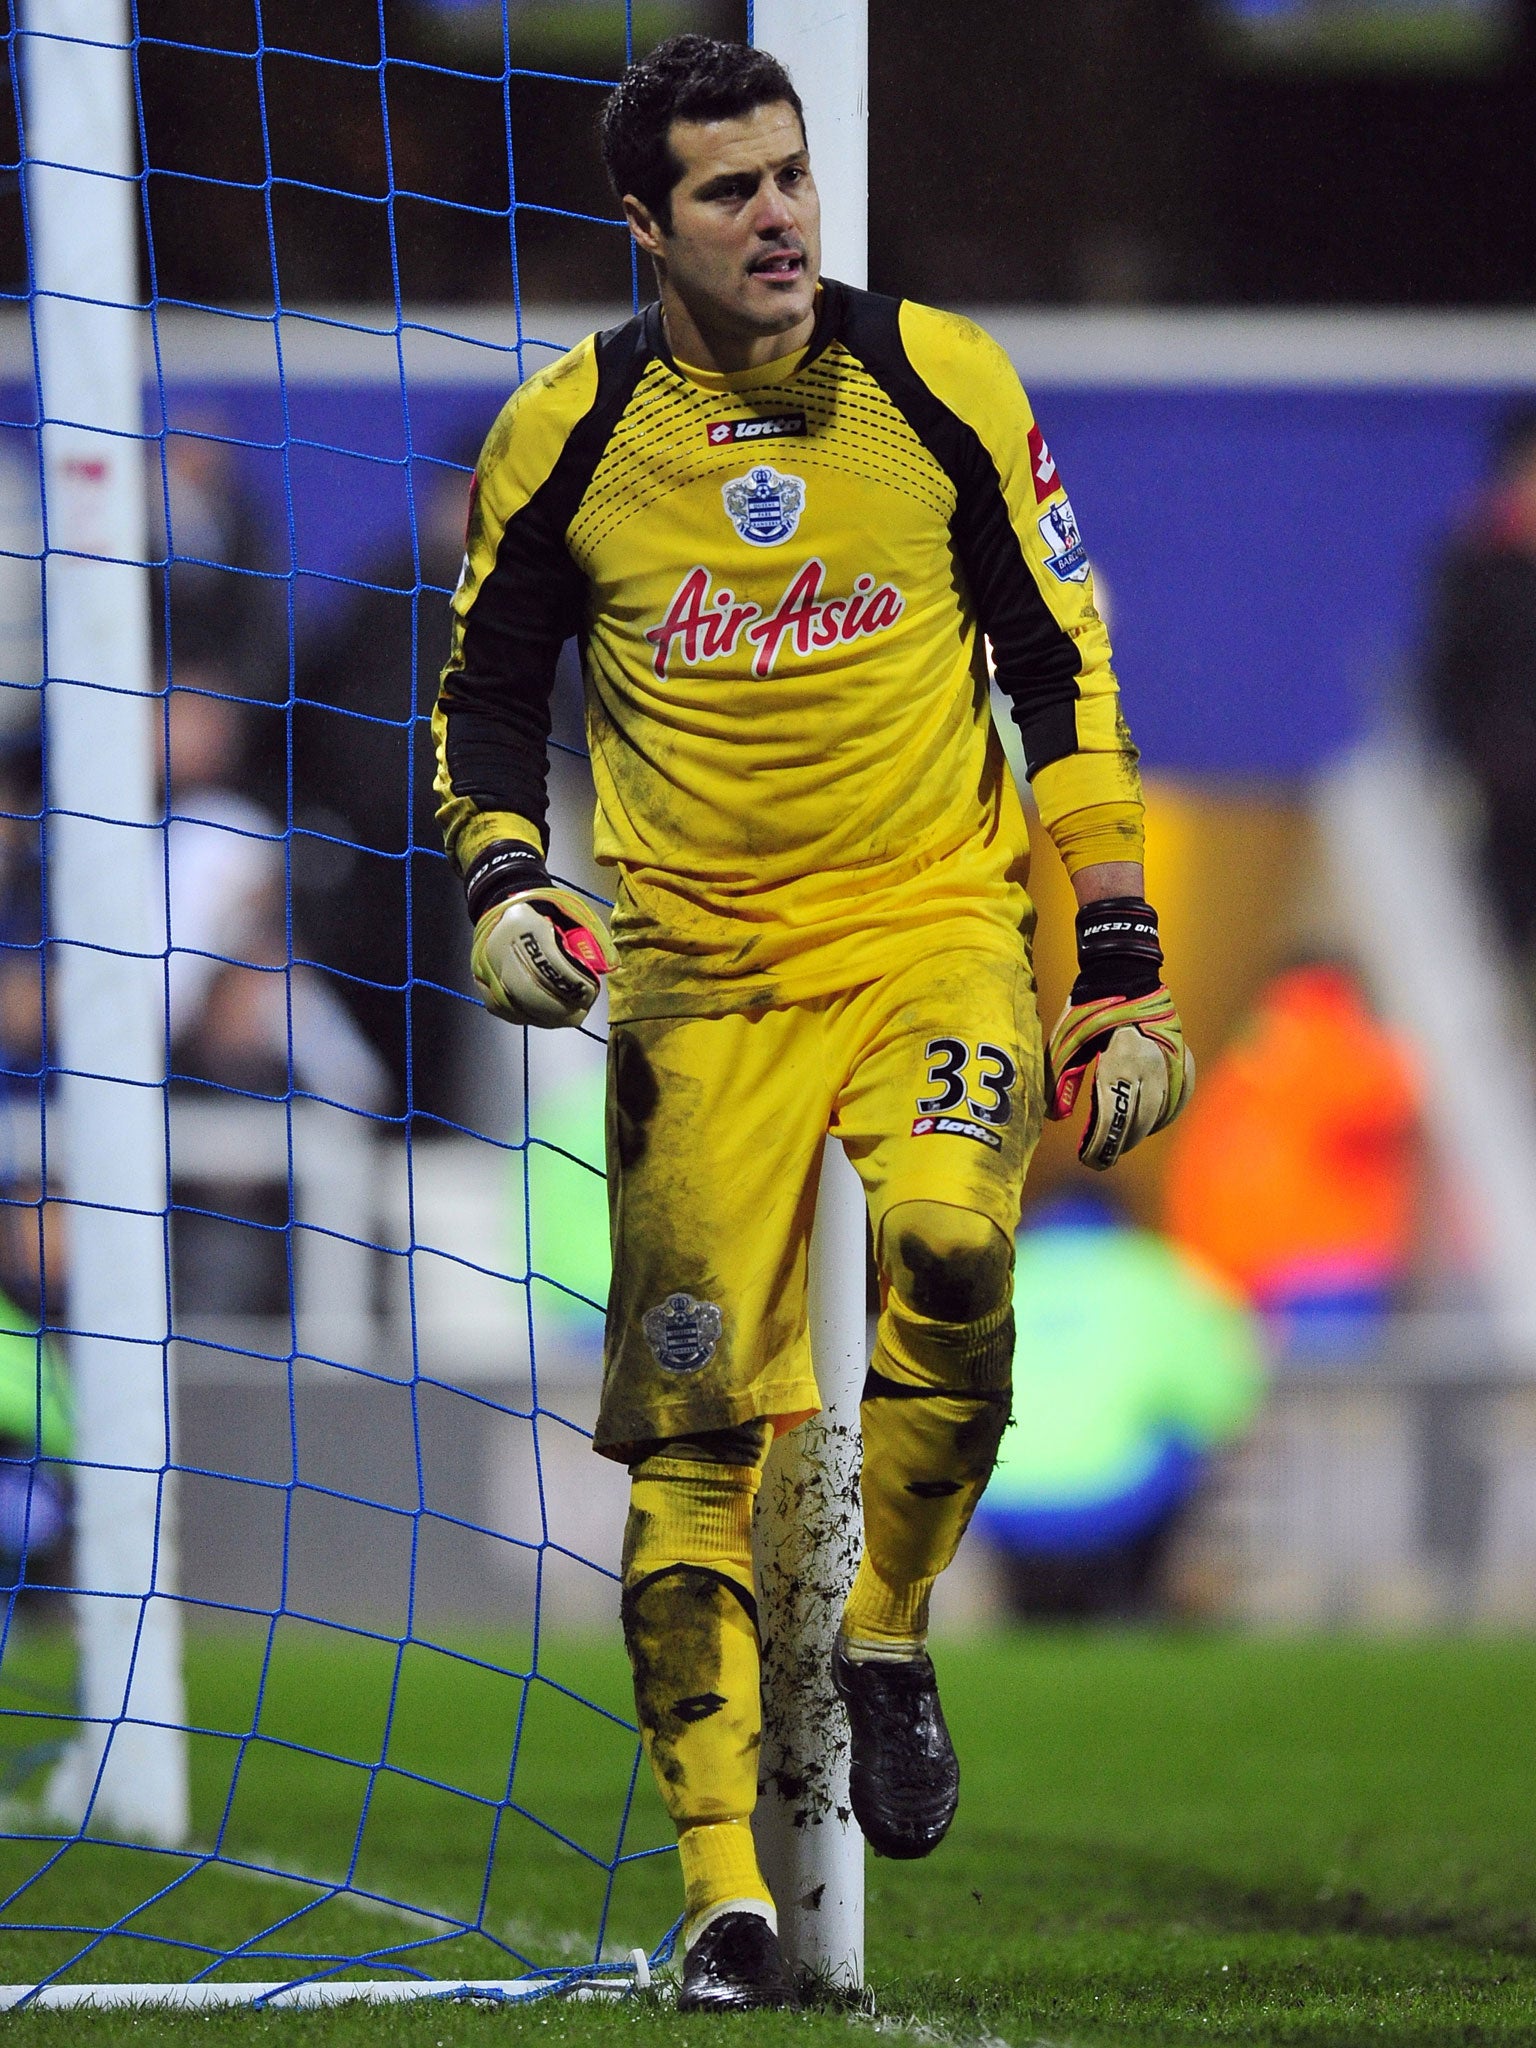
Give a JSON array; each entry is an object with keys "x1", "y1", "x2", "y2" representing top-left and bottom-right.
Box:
[{"x1": 748, "y1": 0, "x2": 869, "y2": 1999}]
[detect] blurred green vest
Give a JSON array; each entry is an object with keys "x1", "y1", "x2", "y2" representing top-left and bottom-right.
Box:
[
  {"x1": 988, "y1": 1217, "x2": 1264, "y2": 1508},
  {"x1": 0, "y1": 1292, "x2": 71, "y2": 1458}
]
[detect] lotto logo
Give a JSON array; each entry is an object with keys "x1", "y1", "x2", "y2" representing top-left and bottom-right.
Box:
[
  {"x1": 1028, "y1": 422, "x2": 1059, "y2": 502},
  {"x1": 910, "y1": 1114, "x2": 1003, "y2": 1151},
  {"x1": 706, "y1": 414, "x2": 807, "y2": 445}
]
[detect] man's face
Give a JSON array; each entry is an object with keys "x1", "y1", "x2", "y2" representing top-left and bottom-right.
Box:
[{"x1": 625, "y1": 100, "x2": 821, "y2": 348}]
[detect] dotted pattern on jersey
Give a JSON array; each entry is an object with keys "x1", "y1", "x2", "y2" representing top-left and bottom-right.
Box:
[
  {"x1": 791, "y1": 345, "x2": 955, "y2": 520},
  {"x1": 567, "y1": 343, "x2": 956, "y2": 561}
]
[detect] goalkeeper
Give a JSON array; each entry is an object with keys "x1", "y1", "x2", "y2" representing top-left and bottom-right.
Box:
[{"x1": 434, "y1": 33, "x2": 1191, "y2": 2011}]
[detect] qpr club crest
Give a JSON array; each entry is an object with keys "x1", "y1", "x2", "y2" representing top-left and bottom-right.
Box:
[
  {"x1": 722, "y1": 463, "x2": 805, "y2": 547},
  {"x1": 1038, "y1": 496, "x2": 1090, "y2": 583},
  {"x1": 642, "y1": 1292, "x2": 724, "y2": 1374}
]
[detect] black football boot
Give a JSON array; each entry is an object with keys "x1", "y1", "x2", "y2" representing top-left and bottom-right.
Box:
[
  {"x1": 677, "y1": 1909, "x2": 792, "y2": 2012},
  {"x1": 831, "y1": 1634, "x2": 960, "y2": 1859}
]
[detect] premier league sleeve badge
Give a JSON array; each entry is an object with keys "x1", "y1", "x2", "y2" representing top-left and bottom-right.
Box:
[{"x1": 1038, "y1": 497, "x2": 1090, "y2": 583}]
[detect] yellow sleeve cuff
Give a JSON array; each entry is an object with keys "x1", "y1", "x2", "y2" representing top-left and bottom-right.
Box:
[
  {"x1": 454, "y1": 810, "x2": 546, "y2": 870},
  {"x1": 1031, "y1": 749, "x2": 1144, "y2": 833},
  {"x1": 1044, "y1": 799, "x2": 1146, "y2": 877}
]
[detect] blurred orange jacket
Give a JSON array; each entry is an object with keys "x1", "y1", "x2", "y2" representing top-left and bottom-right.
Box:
[{"x1": 1162, "y1": 964, "x2": 1421, "y2": 1307}]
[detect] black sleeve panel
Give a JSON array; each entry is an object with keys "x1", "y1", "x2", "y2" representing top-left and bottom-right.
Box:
[
  {"x1": 436, "y1": 667, "x2": 565, "y2": 834},
  {"x1": 440, "y1": 313, "x2": 655, "y2": 846},
  {"x1": 832, "y1": 285, "x2": 1083, "y2": 777}
]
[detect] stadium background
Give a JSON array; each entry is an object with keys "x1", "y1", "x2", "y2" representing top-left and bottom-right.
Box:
[
  {"x1": 3, "y1": 0, "x2": 1536, "y2": 2015},
  {"x1": 4, "y1": 0, "x2": 1536, "y2": 2013}
]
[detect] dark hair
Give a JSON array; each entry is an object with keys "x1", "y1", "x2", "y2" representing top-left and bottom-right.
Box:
[{"x1": 600, "y1": 34, "x2": 805, "y2": 229}]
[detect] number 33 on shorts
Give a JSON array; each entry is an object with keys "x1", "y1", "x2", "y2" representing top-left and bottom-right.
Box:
[{"x1": 911, "y1": 1037, "x2": 1019, "y2": 1148}]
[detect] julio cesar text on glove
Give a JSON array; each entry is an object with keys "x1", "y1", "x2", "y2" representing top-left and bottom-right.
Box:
[
  {"x1": 464, "y1": 841, "x2": 613, "y2": 1029},
  {"x1": 1045, "y1": 897, "x2": 1194, "y2": 1171}
]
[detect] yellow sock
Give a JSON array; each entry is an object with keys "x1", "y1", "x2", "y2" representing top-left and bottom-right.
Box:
[
  {"x1": 843, "y1": 1288, "x2": 1013, "y2": 1647},
  {"x1": 621, "y1": 1440, "x2": 775, "y2": 1937},
  {"x1": 678, "y1": 1820, "x2": 775, "y2": 1941}
]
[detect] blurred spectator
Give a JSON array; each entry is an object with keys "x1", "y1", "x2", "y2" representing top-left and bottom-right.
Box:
[
  {"x1": 1421, "y1": 404, "x2": 1536, "y2": 966},
  {"x1": 972, "y1": 1196, "x2": 1265, "y2": 1621},
  {"x1": 0, "y1": 1176, "x2": 62, "y2": 1329},
  {"x1": 0, "y1": 739, "x2": 44, "y2": 1101},
  {"x1": 149, "y1": 426, "x2": 286, "y2": 705},
  {"x1": 520, "y1": 1031, "x2": 610, "y2": 1353},
  {"x1": 0, "y1": 1185, "x2": 70, "y2": 1604},
  {"x1": 165, "y1": 678, "x2": 282, "y2": 1067},
  {"x1": 165, "y1": 675, "x2": 387, "y2": 1111},
  {"x1": 282, "y1": 458, "x2": 481, "y2": 1123},
  {"x1": 0, "y1": 1283, "x2": 70, "y2": 1600},
  {"x1": 1162, "y1": 961, "x2": 1422, "y2": 1354},
  {"x1": 165, "y1": 676, "x2": 387, "y2": 1318},
  {"x1": 0, "y1": 431, "x2": 43, "y2": 742}
]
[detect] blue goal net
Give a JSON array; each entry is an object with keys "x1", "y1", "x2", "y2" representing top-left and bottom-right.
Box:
[{"x1": 0, "y1": 0, "x2": 742, "y2": 2005}]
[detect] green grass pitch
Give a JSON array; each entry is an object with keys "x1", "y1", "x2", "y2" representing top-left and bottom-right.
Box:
[{"x1": 2, "y1": 1626, "x2": 1535, "y2": 2044}]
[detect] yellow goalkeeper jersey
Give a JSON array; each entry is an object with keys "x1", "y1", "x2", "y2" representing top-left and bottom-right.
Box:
[{"x1": 434, "y1": 281, "x2": 1143, "y2": 1023}]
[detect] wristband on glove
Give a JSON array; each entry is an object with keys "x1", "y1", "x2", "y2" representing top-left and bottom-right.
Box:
[
  {"x1": 1046, "y1": 897, "x2": 1194, "y2": 1171},
  {"x1": 1068, "y1": 896, "x2": 1163, "y2": 1003},
  {"x1": 465, "y1": 840, "x2": 555, "y2": 925},
  {"x1": 464, "y1": 839, "x2": 612, "y2": 1030}
]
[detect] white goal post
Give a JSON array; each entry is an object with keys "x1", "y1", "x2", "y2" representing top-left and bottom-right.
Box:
[
  {"x1": 26, "y1": 0, "x2": 188, "y2": 1851},
  {"x1": 749, "y1": 1, "x2": 869, "y2": 1997}
]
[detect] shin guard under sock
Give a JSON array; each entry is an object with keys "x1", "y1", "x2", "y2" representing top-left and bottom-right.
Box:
[
  {"x1": 843, "y1": 1289, "x2": 1013, "y2": 1647},
  {"x1": 621, "y1": 1444, "x2": 774, "y2": 1934}
]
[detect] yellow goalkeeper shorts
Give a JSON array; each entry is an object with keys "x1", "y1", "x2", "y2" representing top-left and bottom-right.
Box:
[{"x1": 594, "y1": 935, "x2": 1043, "y2": 1459}]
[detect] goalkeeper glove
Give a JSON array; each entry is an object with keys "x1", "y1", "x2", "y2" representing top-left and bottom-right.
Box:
[
  {"x1": 1045, "y1": 896, "x2": 1194, "y2": 1172},
  {"x1": 464, "y1": 841, "x2": 612, "y2": 1030}
]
